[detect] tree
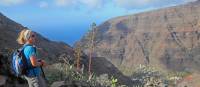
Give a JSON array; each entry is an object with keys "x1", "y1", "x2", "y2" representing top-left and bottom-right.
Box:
[
  {"x1": 87, "y1": 22, "x2": 97, "y2": 79},
  {"x1": 74, "y1": 42, "x2": 82, "y2": 71}
]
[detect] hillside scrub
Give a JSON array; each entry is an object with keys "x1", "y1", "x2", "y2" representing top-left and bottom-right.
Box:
[{"x1": 45, "y1": 62, "x2": 128, "y2": 87}]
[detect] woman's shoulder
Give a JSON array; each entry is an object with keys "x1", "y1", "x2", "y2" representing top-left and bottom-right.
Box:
[{"x1": 24, "y1": 45, "x2": 36, "y2": 52}]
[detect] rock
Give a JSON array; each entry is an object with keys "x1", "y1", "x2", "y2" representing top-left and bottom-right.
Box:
[
  {"x1": 51, "y1": 81, "x2": 65, "y2": 87},
  {"x1": 51, "y1": 80, "x2": 94, "y2": 87},
  {"x1": 0, "y1": 75, "x2": 7, "y2": 86},
  {"x1": 78, "y1": 0, "x2": 200, "y2": 75},
  {"x1": 0, "y1": 54, "x2": 28, "y2": 87}
]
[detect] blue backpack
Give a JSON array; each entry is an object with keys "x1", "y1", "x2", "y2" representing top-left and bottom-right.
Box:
[{"x1": 12, "y1": 45, "x2": 35, "y2": 77}]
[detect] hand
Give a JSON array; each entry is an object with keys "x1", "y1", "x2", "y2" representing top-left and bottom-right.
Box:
[
  {"x1": 41, "y1": 60, "x2": 47, "y2": 67},
  {"x1": 38, "y1": 60, "x2": 47, "y2": 67}
]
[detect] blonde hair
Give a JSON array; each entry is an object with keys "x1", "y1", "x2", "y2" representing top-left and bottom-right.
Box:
[{"x1": 17, "y1": 29, "x2": 32, "y2": 44}]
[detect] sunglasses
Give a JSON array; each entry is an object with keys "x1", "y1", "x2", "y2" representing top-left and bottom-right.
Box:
[{"x1": 31, "y1": 35, "x2": 35, "y2": 38}]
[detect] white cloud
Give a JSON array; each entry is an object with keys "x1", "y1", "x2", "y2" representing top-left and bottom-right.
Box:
[
  {"x1": 114, "y1": 0, "x2": 162, "y2": 9},
  {"x1": 183, "y1": 0, "x2": 197, "y2": 3},
  {"x1": 79, "y1": 0, "x2": 105, "y2": 9},
  {"x1": 113, "y1": 0, "x2": 198, "y2": 10},
  {"x1": 55, "y1": 0, "x2": 76, "y2": 7},
  {"x1": 39, "y1": 1, "x2": 48, "y2": 8},
  {"x1": 0, "y1": 0, "x2": 25, "y2": 6},
  {"x1": 54, "y1": 0, "x2": 106, "y2": 9},
  {"x1": 51, "y1": 0, "x2": 199, "y2": 10}
]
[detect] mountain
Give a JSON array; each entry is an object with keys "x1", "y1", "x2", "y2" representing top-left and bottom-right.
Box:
[
  {"x1": 0, "y1": 12, "x2": 133, "y2": 86},
  {"x1": 0, "y1": 12, "x2": 76, "y2": 86},
  {"x1": 78, "y1": 0, "x2": 200, "y2": 76},
  {"x1": 0, "y1": 13, "x2": 74, "y2": 64}
]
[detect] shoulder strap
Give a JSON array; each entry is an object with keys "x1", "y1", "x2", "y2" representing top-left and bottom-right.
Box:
[
  {"x1": 18, "y1": 47, "x2": 29, "y2": 75},
  {"x1": 21, "y1": 48, "x2": 28, "y2": 69},
  {"x1": 20, "y1": 45, "x2": 36, "y2": 73}
]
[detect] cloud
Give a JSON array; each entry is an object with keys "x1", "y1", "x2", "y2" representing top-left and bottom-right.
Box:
[
  {"x1": 113, "y1": 0, "x2": 198, "y2": 10},
  {"x1": 54, "y1": 0, "x2": 76, "y2": 7},
  {"x1": 79, "y1": 0, "x2": 105, "y2": 9},
  {"x1": 113, "y1": 0, "x2": 155, "y2": 9},
  {"x1": 0, "y1": 0, "x2": 25, "y2": 6},
  {"x1": 54, "y1": 0, "x2": 106, "y2": 9},
  {"x1": 39, "y1": 1, "x2": 48, "y2": 8},
  {"x1": 53, "y1": 0, "x2": 197, "y2": 10},
  {"x1": 183, "y1": 0, "x2": 197, "y2": 2}
]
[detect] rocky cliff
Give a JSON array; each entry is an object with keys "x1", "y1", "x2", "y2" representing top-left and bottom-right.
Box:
[{"x1": 78, "y1": 1, "x2": 200, "y2": 75}]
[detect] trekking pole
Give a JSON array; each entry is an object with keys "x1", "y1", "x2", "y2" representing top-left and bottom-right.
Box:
[{"x1": 40, "y1": 66, "x2": 47, "y2": 82}]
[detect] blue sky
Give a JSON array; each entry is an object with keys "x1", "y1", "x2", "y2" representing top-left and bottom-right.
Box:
[{"x1": 0, "y1": 0, "x2": 197, "y2": 46}]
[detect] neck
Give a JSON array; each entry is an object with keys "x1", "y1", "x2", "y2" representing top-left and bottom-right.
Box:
[{"x1": 26, "y1": 41, "x2": 33, "y2": 45}]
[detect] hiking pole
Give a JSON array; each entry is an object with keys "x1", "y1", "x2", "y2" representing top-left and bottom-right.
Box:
[
  {"x1": 40, "y1": 66, "x2": 48, "y2": 82},
  {"x1": 38, "y1": 60, "x2": 47, "y2": 81}
]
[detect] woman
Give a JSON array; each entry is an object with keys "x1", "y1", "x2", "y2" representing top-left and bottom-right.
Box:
[{"x1": 17, "y1": 29, "x2": 47, "y2": 87}]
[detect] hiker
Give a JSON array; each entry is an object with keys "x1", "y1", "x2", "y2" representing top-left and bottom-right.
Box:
[{"x1": 17, "y1": 29, "x2": 47, "y2": 87}]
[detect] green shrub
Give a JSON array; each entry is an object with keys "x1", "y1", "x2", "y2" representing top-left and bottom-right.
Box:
[
  {"x1": 45, "y1": 63, "x2": 123, "y2": 87},
  {"x1": 131, "y1": 65, "x2": 167, "y2": 86}
]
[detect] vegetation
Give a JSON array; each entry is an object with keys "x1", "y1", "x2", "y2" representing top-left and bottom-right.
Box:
[
  {"x1": 131, "y1": 64, "x2": 192, "y2": 87},
  {"x1": 85, "y1": 22, "x2": 98, "y2": 79},
  {"x1": 74, "y1": 42, "x2": 82, "y2": 71},
  {"x1": 45, "y1": 61, "x2": 193, "y2": 87},
  {"x1": 45, "y1": 62, "x2": 125, "y2": 87}
]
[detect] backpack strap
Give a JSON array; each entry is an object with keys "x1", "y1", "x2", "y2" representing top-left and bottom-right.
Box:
[
  {"x1": 20, "y1": 48, "x2": 29, "y2": 74},
  {"x1": 20, "y1": 44, "x2": 37, "y2": 76}
]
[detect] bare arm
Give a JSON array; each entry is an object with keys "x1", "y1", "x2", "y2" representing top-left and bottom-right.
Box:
[{"x1": 30, "y1": 56, "x2": 43, "y2": 67}]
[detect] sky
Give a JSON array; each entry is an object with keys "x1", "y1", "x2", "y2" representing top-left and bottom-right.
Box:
[{"x1": 0, "y1": 0, "x2": 197, "y2": 46}]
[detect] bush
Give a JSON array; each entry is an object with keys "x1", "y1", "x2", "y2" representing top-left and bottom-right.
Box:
[
  {"x1": 45, "y1": 63, "x2": 124, "y2": 87},
  {"x1": 131, "y1": 65, "x2": 167, "y2": 86}
]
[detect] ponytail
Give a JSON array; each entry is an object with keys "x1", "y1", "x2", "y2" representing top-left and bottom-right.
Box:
[
  {"x1": 17, "y1": 29, "x2": 32, "y2": 44},
  {"x1": 17, "y1": 29, "x2": 26, "y2": 44}
]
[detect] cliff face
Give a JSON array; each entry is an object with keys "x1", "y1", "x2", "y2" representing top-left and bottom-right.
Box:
[{"x1": 79, "y1": 1, "x2": 200, "y2": 75}]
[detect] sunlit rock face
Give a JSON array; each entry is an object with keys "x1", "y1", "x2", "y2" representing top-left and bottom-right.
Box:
[{"x1": 79, "y1": 1, "x2": 200, "y2": 74}]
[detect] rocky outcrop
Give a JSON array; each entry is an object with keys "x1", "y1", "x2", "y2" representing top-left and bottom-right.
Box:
[
  {"x1": 78, "y1": 0, "x2": 200, "y2": 75},
  {"x1": 51, "y1": 80, "x2": 101, "y2": 87},
  {"x1": 0, "y1": 53, "x2": 27, "y2": 87}
]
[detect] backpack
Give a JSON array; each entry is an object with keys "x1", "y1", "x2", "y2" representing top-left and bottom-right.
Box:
[{"x1": 12, "y1": 45, "x2": 36, "y2": 77}]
